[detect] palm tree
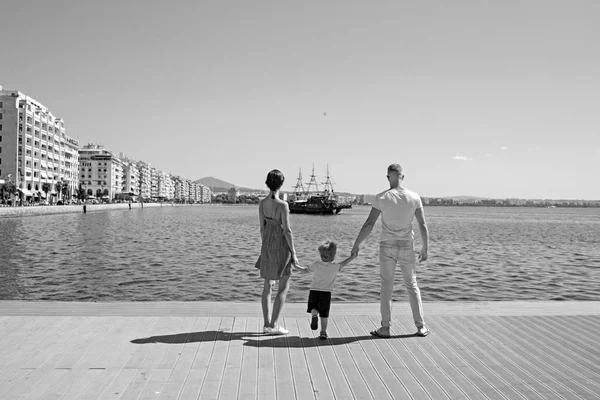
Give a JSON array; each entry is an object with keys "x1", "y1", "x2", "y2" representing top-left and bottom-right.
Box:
[
  {"x1": 55, "y1": 181, "x2": 63, "y2": 201},
  {"x1": 42, "y1": 182, "x2": 51, "y2": 202},
  {"x1": 61, "y1": 181, "x2": 69, "y2": 200}
]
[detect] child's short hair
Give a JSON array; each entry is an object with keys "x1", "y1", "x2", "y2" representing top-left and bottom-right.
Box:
[{"x1": 318, "y1": 240, "x2": 337, "y2": 262}]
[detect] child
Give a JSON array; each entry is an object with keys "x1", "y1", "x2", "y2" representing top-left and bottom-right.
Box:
[{"x1": 294, "y1": 240, "x2": 356, "y2": 339}]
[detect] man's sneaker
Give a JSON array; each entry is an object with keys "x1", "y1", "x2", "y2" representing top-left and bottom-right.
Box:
[
  {"x1": 310, "y1": 315, "x2": 318, "y2": 330},
  {"x1": 416, "y1": 326, "x2": 430, "y2": 337}
]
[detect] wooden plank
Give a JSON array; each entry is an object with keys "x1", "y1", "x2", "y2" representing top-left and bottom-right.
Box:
[
  {"x1": 218, "y1": 316, "x2": 246, "y2": 400},
  {"x1": 158, "y1": 317, "x2": 210, "y2": 400},
  {"x1": 363, "y1": 315, "x2": 452, "y2": 400},
  {"x1": 336, "y1": 316, "x2": 392, "y2": 400},
  {"x1": 2, "y1": 300, "x2": 600, "y2": 317},
  {"x1": 297, "y1": 313, "x2": 336, "y2": 399},
  {"x1": 309, "y1": 316, "x2": 354, "y2": 400},
  {"x1": 96, "y1": 368, "x2": 138, "y2": 400},
  {"x1": 178, "y1": 316, "x2": 222, "y2": 398},
  {"x1": 25, "y1": 368, "x2": 88, "y2": 400},
  {"x1": 424, "y1": 316, "x2": 508, "y2": 400},
  {"x1": 141, "y1": 317, "x2": 189, "y2": 370},
  {"x1": 156, "y1": 316, "x2": 197, "y2": 370},
  {"x1": 548, "y1": 316, "x2": 600, "y2": 358},
  {"x1": 286, "y1": 317, "x2": 317, "y2": 400},
  {"x1": 273, "y1": 316, "x2": 297, "y2": 400},
  {"x1": 2, "y1": 316, "x2": 75, "y2": 369},
  {"x1": 137, "y1": 369, "x2": 172, "y2": 400},
  {"x1": 257, "y1": 319, "x2": 277, "y2": 400},
  {"x1": 328, "y1": 317, "x2": 372, "y2": 400},
  {"x1": 449, "y1": 315, "x2": 564, "y2": 400},
  {"x1": 345, "y1": 316, "x2": 413, "y2": 399},
  {"x1": 198, "y1": 317, "x2": 235, "y2": 399},
  {"x1": 237, "y1": 317, "x2": 260, "y2": 400},
  {"x1": 12, "y1": 368, "x2": 70, "y2": 400},
  {"x1": 500, "y1": 316, "x2": 600, "y2": 395},
  {"x1": 122, "y1": 317, "x2": 165, "y2": 370},
  {"x1": 61, "y1": 369, "x2": 121, "y2": 400},
  {"x1": 481, "y1": 316, "x2": 591, "y2": 399},
  {"x1": 434, "y1": 315, "x2": 540, "y2": 400},
  {"x1": 107, "y1": 317, "x2": 158, "y2": 370}
]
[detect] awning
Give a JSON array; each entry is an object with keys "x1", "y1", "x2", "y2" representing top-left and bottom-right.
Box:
[
  {"x1": 39, "y1": 191, "x2": 47, "y2": 199},
  {"x1": 18, "y1": 188, "x2": 33, "y2": 196},
  {"x1": 41, "y1": 172, "x2": 47, "y2": 179}
]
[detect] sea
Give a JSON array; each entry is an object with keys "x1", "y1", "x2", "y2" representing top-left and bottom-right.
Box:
[{"x1": 1, "y1": 205, "x2": 599, "y2": 302}]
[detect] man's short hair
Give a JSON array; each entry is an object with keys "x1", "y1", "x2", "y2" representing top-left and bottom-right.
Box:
[
  {"x1": 318, "y1": 240, "x2": 337, "y2": 262},
  {"x1": 387, "y1": 164, "x2": 403, "y2": 175}
]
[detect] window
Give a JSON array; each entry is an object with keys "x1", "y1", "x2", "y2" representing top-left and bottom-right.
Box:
[
  {"x1": 0, "y1": 113, "x2": 2, "y2": 119},
  {"x1": 0, "y1": 102, "x2": 3, "y2": 107},
  {"x1": 0, "y1": 125, "x2": 2, "y2": 131},
  {"x1": 34, "y1": 172, "x2": 38, "y2": 178},
  {"x1": 0, "y1": 136, "x2": 2, "y2": 142},
  {"x1": 0, "y1": 158, "x2": 2, "y2": 165}
]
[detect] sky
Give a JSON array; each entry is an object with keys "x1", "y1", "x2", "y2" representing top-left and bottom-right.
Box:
[{"x1": 1, "y1": 0, "x2": 599, "y2": 199}]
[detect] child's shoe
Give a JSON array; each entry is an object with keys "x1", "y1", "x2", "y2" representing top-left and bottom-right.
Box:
[
  {"x1": 310, "y1": 315, "x2": 318, "y2": 330},
  {"x1": 319, "y1": 331, "x2": 328, "y2": 340}
]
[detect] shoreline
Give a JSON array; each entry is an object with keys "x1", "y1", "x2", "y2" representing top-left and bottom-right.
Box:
[{"x1": 0, "y1": 202, "x2": 211, "y2": 218}]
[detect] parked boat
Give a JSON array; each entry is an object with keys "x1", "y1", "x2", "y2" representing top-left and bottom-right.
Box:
[{"x1": 287, "y1": 165, "x2": 352, "y2": 215}]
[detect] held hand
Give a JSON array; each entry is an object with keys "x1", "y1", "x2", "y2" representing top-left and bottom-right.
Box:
[
  {"x1": 418, "y1": 248, "x2": 428, "y2": 263},
  {"x1": 351, "y1": 245, "x2": 359, "y2": 258},
  {"x1": 291, "y1": 254, "x2": 300, "y2": 267}
]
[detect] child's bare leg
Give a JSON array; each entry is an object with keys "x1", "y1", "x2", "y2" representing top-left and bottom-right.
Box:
[
  {"x1": 320, "y1": 317, "x2": 328, "y2": 332},
  {"x1": 311, "y1": 309, "x2": 318, "y2": 317},
  {"x1": 270, "y1": 275, "x2": 291, "y2": 328},
  {"x1": 261, "y1": 279, "x2": 273, "y2": 328}
]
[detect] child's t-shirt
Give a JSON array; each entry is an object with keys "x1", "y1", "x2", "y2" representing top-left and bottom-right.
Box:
[{"x1": 308, "y1": 260, "x2": 342, "y2": 292}]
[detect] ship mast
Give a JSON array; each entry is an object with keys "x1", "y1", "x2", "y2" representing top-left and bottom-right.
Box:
[
  {"x1": 322, "y1": 164, "x2": 336, "y2": 198},
  {"x1": 305, "y1": 163, "x2": 320, "y2": 194},
  {"x1": 292, "y1": 168, "x2": 306, "y2": 197}
]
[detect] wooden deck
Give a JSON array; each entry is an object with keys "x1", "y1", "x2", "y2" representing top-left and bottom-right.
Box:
[{"x1": 1, "y1": 301, "x2": 599, "y2": 400}]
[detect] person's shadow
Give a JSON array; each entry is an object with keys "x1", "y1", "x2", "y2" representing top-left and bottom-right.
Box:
[{"x1": 131, "y1": 330, "x2": 417, "y2": 347}]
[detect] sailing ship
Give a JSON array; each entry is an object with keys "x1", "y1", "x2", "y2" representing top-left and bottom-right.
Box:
[{"x1": 287, "y1": 164, "x2": 352, "y2": 215}]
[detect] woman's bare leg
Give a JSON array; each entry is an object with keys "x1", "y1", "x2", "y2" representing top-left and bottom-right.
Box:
[
  {"x1": 261, "y1": 279, "x2": 273, "y2": 328},
  {"x1": 270, "y1": 275, "x2": 291, "y2": 328}
]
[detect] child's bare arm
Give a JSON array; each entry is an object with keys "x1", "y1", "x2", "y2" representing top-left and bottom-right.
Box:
[
  {"x1": 338, "y1": 254, "x2": 357, "y2": 270},
  {"x1": 293, "y1": 264, "x2": 311, "y2": 274}
]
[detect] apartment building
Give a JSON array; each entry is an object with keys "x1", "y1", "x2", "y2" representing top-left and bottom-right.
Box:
[
  {"x1": 0, "y1": 85, "x2": 80, "y2": 201},
  {"x1": 78, "y1": 144, "x2": 123, "y2": 199}
]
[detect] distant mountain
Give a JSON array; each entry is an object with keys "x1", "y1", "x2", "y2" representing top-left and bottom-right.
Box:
[
  {"x1": 194, "y1": 177, "x2": 264, "y2": 193},
  {"x1": 195, "y1": 177, "x2": 235, "y2": 188}
]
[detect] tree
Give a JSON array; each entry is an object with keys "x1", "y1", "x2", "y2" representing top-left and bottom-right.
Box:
[
  {"x1": 42, "y1": 182, "x2": 51, "y2": 202},
  {"x1": 55, "y1": 181, "x2": 63, "y2": 201},
  {"x1": 61, "y1": 181, "x2": 69, "y2": 199},
  {"x1": 77, "y1": 184, "x2": 86, "y2": 201}
]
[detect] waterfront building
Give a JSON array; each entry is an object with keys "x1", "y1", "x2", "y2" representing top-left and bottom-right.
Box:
[
  {"x1": 136, "y1": 161, "x2": 152, "y2": 200},
  {"x1": 78, "y1": 144, "x2": 124, "y2": 199},
  {"x1": 150, "y1": 167, "x2": 158, "y2": 199},
  {"x1": 122, "y1": 161, "x2": 140, "y2": 198},
  {"x1": 157, "y1": 170, "x2": 174, "y2": 200},
  {"x1": 0, "y1": 85, "x2": 80, "y2": 201},
  {"x1": 200, "y1": 185, "x2": 212, "y2": 203}
]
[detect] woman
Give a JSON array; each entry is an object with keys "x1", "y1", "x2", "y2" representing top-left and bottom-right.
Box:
[{"x1": 257, "y1": 169, "x2": 299, "y2": 334}]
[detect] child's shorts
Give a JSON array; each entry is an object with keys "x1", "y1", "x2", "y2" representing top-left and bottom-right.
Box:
[{"x1": 307, "y1": 290, "x2": 332, "y2": 318}]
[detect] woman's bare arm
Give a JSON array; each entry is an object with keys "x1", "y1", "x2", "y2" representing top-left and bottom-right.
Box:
[
  {"x1": 280, "y1": 201, "x2": 298, "y2": 265},
  {"x1": 258, "y1": 200, "x2": 265, "y2": 240}
]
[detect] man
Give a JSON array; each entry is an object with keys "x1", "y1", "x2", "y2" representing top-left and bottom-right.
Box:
[{"x1": 351, "y1": 163, "x2": 429, "y2": 337}]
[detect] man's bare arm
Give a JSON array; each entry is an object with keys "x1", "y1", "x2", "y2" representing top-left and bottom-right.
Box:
[
  {"x1": 415, "y1": 207, "x2": 429, "y2": 262},
  {"x1": 351, "y1": 207, "x2": 381, "y2": 257}
]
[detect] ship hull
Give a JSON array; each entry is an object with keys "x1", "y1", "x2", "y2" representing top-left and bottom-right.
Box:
[{"x1": 288, "y1": 195, "x2": 350, "y2": 215}]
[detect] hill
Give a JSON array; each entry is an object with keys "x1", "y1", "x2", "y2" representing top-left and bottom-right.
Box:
[{"x1": 194, "y1": 177, "x2": 262, "y2": 193}]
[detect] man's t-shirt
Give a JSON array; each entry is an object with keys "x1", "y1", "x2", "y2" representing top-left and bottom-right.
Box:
[
  {"x1": 308, "y1": 261, "x2": 341, "y2": 292},
  {"x1": 373, "y1": 187, "x2": 423, "y2": 242}
]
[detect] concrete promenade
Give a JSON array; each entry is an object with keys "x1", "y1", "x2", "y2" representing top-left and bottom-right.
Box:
[
  {"x1": 0, "y1": 203, "x2": 187, "y2": 218},
  {"x1": 1, "y1": 301, "x2": 599, "y2": 399}
]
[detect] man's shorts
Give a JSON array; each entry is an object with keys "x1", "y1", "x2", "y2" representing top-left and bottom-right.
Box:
[{"x1": 307, "y1": 290, "x2": 332, "y2": 318}]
